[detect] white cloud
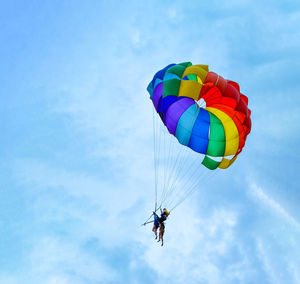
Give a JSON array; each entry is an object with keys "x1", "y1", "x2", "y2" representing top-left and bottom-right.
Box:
[
  {"x1": 139, "y1": 204, "x2": 248, "y2": 284},
  {"x1": 0, "y1": 274, "x2": 19, "y2": 284},
  {"x1": 12, "y1": 155, "x2": 259, "y2": 283},
  {"x1": 13, "y1": 157, "x2": 153, "y2": 244},
  {"x1": 167, "y1": 9, "x2": 177, "y2": 20},
  {"x1": 287, "y1": 262, "x2": 300, "y2": 284},
  {"x1": 249, "y1": 183, "x2": 300, "y2": 231},
  {"x1": 29, "y1": 237, "x2": 117, "y2": 284},
  {"x1": 256, "y1": 239, "x2": 279, "y2": 284},
  {"x1": 131, "y1": 30, "x2": 141, "y2": 46}
]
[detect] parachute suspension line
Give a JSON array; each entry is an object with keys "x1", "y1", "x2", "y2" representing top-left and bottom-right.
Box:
[
  {"x1": 157, "y1": 116, "x2": 165, "y2": 207},
  {"x1": 160, "y1": 135, "x2": 199, "y2": 209},
  {"x1": 162, "y1": 120, "x2": 167, "y2": 201},
  {"x1": 166, "y1": 128, "x2": 175, "y2": 192},
  {"x1": 152, "y1": 108, "x2": 157, "y2": 211},
  {"x1": 163, "y1": 140, "x2": 189, "y2": 196},
  {"x1": 162, "y1": 144, "x2": 202, "y2": 206},
  {"x1": 164, "y1": 155, "x2": 206, "y2": 209},
  {"x1": 167, "y1": 150, "x2": 212, "y2": 208},
  {"x1": 159, "y1": 145, "x2": 192, "y2": 207},
  {"x1": 165, "y1": 167, "x2": 189, "y2": 207},
  {"x1": 174, "y1": 163, "x2": 213, "y2": 207},
  {"x1": 141, "y1": 206, "x2": 161, "y2": 226},
  {"x1": 153, "y1": 108, "x2": 162, "y2": 211},
  {"x1": 161, "y1": 133, "x2": 178, "y2": 202},
  {"x1": 167, "y1": 167, "x2": 207, "y2": 210},
  {"x1": 165, "y1": 147, "x2": 198, "y2": 196},
  {"x1": 165, "y1": 144, "x2": 189, "y2": 191},
  {"x1": 164, "y1": 128, "x2": 174, "y2": 194},
  {"x1": 169, "y1": 157, "x2": 199, "y2": 197},
  {"x1": 170, "y1": 170, "x2": 215, "y2": 211},
  {"x1": 159, "y1": 139, "x2": 186, "y2": 208},
  {"x1": 158, "y1": 134, "x2": 172, "y2": 207},
  {"x1": 170, "y1": 169, "x2": 219, "y2": 212},
  {"x1": 142, "y1": 212, "x2": 154, "y2": 226},
  {"x1": 155, "y1": 113, "x2": 167, "y2": 208},
  {"x1": 161, "y1": 125, "x2": 174, "y2": 208}
]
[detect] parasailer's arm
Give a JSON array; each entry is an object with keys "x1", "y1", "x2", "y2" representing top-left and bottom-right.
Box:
[{"x1": 141, "y1": 220, "x2": 154, "y2": 226}]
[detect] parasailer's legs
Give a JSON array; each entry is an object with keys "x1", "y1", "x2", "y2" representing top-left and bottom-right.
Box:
[
  {"x1": 158, "y1": 222, "x2": 165, "y2": 246},
  {"x1": 152, "y1": 224, "x2": 158, "y2": 239}
]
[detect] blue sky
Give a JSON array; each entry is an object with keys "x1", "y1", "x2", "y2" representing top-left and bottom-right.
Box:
[{"x1": 1, "y1": 0, "x2": 300, "y2": 283}]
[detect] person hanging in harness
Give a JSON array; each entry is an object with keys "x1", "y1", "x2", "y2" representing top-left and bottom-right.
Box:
[
  {"x1": 152, "y1": 212, "x2": 160, "y2": 239},
  {"x1": 152, "y1": 208, "x2": 169, "y2": 245},
  {"x1": 160, "y1": 208, "x2": 169, "y2": 222},
  {"x1": 153, "y1": 208, "x2": 169, "y2": 224}
]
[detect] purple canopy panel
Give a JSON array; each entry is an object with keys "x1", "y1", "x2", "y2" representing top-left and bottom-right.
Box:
[
  {"x1": 164, "y1": 98, "x2": 195, "y2": 135},
  {"x1": 152, "y1": 82, "x2": 163, "y2": 111}
]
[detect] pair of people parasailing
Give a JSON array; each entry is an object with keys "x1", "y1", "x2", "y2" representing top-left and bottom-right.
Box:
[{"x1": 152, "y1": 208, "x2": 169, "y2": 246}]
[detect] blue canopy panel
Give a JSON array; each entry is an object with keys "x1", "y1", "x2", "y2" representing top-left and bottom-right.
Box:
[{"x1": 189, "y1": 108, "x2": 210, "y2": 154}]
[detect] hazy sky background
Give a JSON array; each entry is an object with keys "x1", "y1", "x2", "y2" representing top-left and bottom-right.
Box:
[{"x1": 1, "y1": 1, "x2": 300, "y2": 283}]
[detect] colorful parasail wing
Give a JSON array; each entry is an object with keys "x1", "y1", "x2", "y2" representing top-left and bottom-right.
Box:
[{"x1": 147, "y1": 62, "x2": 252, "y2": 170}]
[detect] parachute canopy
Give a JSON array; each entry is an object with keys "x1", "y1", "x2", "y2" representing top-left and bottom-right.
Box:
[{"x1": 147, "y1": 62, "x2": 252, "y2": 170}]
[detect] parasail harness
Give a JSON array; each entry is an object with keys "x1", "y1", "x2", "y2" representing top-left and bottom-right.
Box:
[{"x1": 141, "y1": 206, "x2": 170, "y2": 226}]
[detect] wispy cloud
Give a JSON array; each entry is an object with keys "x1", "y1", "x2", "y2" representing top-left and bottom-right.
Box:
[
  {"x1": 256, "y1": 239, "x2": 279, "y2": 284},
  {"x1": 249, "y1": 183, "x2": 300, "y2": 231},
  {"x1": 29, "y1": 237, "x2": 117, "y2": 284},
  {"x1": 140, "y1": 206, "x2": 250, "y2": 284}
]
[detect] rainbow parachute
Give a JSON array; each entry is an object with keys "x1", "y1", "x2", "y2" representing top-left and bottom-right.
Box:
[{"x1": 147, "y1": 62, "x2": 251, "y2": 170}]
